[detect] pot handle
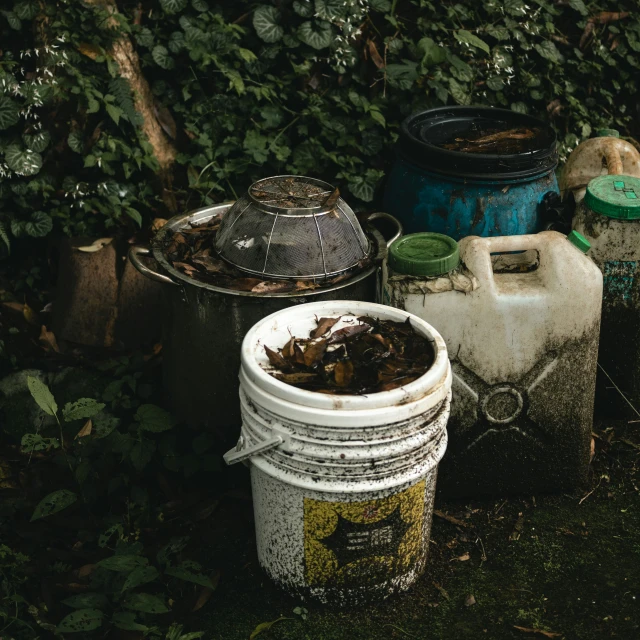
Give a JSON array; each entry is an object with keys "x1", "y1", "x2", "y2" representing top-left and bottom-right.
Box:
[
  {"x1": 129, "y1": 245, "x2": 179, "y2": 287},
  {"x1": 366, "y1": 212, "x2": 403, "y2": 248},
  {"x1": 223, "y1": 433, "x2": 287, "y2": 466}
]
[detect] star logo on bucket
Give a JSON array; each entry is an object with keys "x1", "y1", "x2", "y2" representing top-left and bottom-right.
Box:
[
  {"x1": 451, "y1": 349, "x2": 562, "y2": 451},
  {"x1": 319, "y1": 508, "x2": 411, "y2": 570}
]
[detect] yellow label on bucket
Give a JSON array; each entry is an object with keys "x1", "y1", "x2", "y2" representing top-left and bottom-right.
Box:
[{"x1": 303, "y1": 480, "x2": 426, "y2": 587}]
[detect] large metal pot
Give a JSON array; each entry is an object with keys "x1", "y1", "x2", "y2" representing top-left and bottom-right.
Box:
[{"x1": 129, "y1": 203, "x2": 401, "y2": 442}]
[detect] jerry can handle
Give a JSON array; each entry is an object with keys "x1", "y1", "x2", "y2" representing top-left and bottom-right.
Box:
[
  {"x1": 223, "y1": 432, "x2": 288, "y2": 465},
  {"x1": 462, "y1": 233, "x2": 548, "y2": 287},
  {"x1": 367, "y1": 212, "x2": 403, "y2": 248},
  {"x1": 603, "y1": 141, "x2": 623, "y2": 175},
  {"x1": 129, "y1": 245, "x2": 179, "y2": 287}
]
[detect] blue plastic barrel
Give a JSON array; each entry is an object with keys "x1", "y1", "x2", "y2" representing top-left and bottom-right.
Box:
[{"x1": 383, "y1": 107, "x2": 560, "y2": 240}]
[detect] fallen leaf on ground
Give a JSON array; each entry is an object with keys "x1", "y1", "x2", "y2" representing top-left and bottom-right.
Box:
[
  {"x1": 455, "y1": 552, "x2": 470, "y2": 562},
  {"x1": 191, "y1": 570, "x2": 220, "y2": 612},
  {"x1": 250, "y1": 617, "x2": 292, "y2": 640},
  {"x1": 433, "y1": 582, "x2": 449, "y2": 600},
  {"x1": 513, "y1": 626, "x2": 561, "y2": 638},
  {"x1": 434, "y1": 509, "x2": 469, "y2": 527},
  {"x1": 39, "y1": 325, "x2": 60, "y2": 353},
  {"x1": 23, "y1": 303, "x2": 39, "y2": 325},
  {"x1": 465, "y1": 594, "x2": 476, "y2": 606},
  {"x1": 75, "y1": 420, "x2": 92, "y2": 439},
  {"x1": 76, "y1": 238, "x2": 113, "y2": 253}
]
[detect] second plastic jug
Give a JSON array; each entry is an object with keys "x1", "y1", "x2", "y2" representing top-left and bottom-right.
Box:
[{"x1": 383, "y1": 231, "x2": 603, "y2": 497}]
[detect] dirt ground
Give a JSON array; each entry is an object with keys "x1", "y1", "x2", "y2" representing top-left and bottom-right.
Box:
[{"x1": 196, "y1": 420, "x2": 640, "y2": 640}]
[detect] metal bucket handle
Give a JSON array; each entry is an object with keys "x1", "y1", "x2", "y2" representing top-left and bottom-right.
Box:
[
  {"x1": 129, "y1": 245, "x2": 179, "y2": 287},
  {"x1": 366, "y1": 212, "x2": 403, "y2": 248}
]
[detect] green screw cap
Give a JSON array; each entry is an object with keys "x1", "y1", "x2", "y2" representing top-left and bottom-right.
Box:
[
  {"x1": 596, "y1": 128, "x2": 619, "y2": 138},
  {"x1": 585, "y1": 175, "x2": 640, "y2": 220},
  {"x1": 389, "y1": 232, "x2": 459, "y2": 276},
  {"x1": 567, "y1": 230, "x2": 590, "y2": 254}
]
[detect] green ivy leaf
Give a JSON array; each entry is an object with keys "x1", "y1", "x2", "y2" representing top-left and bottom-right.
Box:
[
  {"x1": 237, "y1": 47, "x2": 258, "y2": 63},
  {"x1": 67, "y1": 131, "x2": 83, "y2": 153},
  {"x1": 129, "y1": 439, "x2": 156, "y2": 471},
  {"x1": 569, "y1": 0, "x2": 588, "y2": 15},
  {"x1": 62, "y1": 593, "x2": 110, "y2": 610},
  {"x1": 535, "y1": 40, "x2": 564, "y2": 64},
  {"x1": 62, "y1": 398, "x2": 106, "y2": 422},
  {"x1": 192, "y1": 0, "x2": 208, "y2": 10},
  {"x1": 370, "y1": 0, "x2": 391, "y2": 10},
  {"x1": 160, "y1": 0, "x2": 188, "y2": 14},
  {"x1": 2, "y1": 11, "x2": 21, "y2": 30},
  {"x1": 24, "y1": 212, "x2": 53, "y2": 238},
  {"x1": 135, "y1": 404, "x2": 174, "y2": 432},
  {"x1": 0, "y1": 96, "x2": 20, "y2": 130},
  {"x1": 112, "y1": 612, "x2": 149, "y2": 632},
  {"x1": 253, "y1": 6, "x2": 284, "y2": 43},
  {"x1": 418, "y1": 37, "x2": 446, "y2": 67},
  {"x1": 448, "y1": 77, "x2": 471, "y2": 105},
  {"x1": 122, "y1": 566, "x2": 160, "y2": 592},
  {"x1": 13, "y1": 0, "x2": 40, "y2": 20},
  {"x1": 293, "y1": 0, "x2": 314, "y2": 17},
  {"x1": 21, "y1": 433, "x2": 60, "y2": 452},
  {"x1": 152, "y1": 45, "x2": 175, "y2": 70},
  {"x1": 454, "y1": 29, "x2": 490, "y2": 55},
  {"x1": 124, "y1": 593, "x2": 169, "y2": 614},
  {"x1": 298, "y1": 20, "x2": 333, "y2": 50},
  {"x1": 349, "y1": 178, "x2": 375, "y2": 202},
  {"x1": 98, "y1": 555, "x2": 149, "y2": 572},
  {"x1": 166, "y1": 561, "x2": 215, "y2": 588},
  {"x1": 369, "y1": 106, "x2": 386, "y2": 128},
  {"x1": 93, "y1": 412, "x2": 120, "y2": 438},
  {"x1": 27, "y1": 375, "x2": 57, "y2": 416},
  {"x1": 22, "y1": 131, "x2": 51, "y2": 153},
  {"x1": 31, "y1": 490, "x2": 77, "y2": 522},
  {"x1": 57, "y1": 609, "x2": 104, "y2": 634},
  {"x1": 5, "y1": 145, "x2": 41, "y2": 176},
  {"x1": 314, "y1": 0, "x2": 343, "y2": 20}
]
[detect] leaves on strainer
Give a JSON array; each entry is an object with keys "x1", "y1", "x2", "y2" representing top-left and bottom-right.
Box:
[{"x1": 164, "y1": 214, "x2": 369, "y2": 292}]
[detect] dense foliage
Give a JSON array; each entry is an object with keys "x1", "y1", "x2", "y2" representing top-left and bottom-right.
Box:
[{"x1": 0, "y1": 0, "x2": 638, "y2": 248}]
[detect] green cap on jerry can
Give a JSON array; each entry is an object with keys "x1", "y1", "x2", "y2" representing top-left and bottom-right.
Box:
[
  {"x1": 567, "y1": 230, "x2": 590, "y2": 253},
  {"x1": 389, "y1": 232, "x2": 460, "y2": 276},
  {"x1": 584, "y1": 175, "x2": 640, "y2": 220}
]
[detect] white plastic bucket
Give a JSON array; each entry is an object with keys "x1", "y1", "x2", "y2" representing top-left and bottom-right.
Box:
[{"x1": 224, "y1": 301, "x2": 451, "y2": 605}]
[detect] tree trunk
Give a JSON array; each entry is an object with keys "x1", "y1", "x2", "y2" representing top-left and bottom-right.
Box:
[{"x1": 84, "y1": 0, "x2": 178, "y2": 213}]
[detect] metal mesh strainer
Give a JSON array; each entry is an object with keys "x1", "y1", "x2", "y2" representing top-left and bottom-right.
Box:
[{"x1": 215, "y1": 175, "x2": 370, "y2": 279}]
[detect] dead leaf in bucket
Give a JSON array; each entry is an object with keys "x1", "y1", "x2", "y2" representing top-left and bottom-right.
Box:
[
  {"x1": 303, "y1": 339, "x2": 327, "y2": 367},
  {"x1": 334, "y1": 360, "x2": 354, "y2": 387},
  {"x1": 311, "y1": 317, "x2": 339, "y2": 338}
]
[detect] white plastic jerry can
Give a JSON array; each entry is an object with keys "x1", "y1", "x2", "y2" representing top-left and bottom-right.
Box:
[
  {"x1": 560, "y1": 128, "x2": 640, "y2": 203},
  {"x1": 573, "y1": 175, "x2": 640, "y2": 415},
  {"x1": 383, "y1": 230, "x2": 603, "y2": 497}
]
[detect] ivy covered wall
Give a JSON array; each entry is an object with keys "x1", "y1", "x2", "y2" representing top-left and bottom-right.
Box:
[{"x1": 0, "y1": 0, "x2": 638, "y2": 249}]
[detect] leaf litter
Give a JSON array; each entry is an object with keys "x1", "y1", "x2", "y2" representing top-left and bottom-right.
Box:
[
  {"x1": 263, "y1": 315, "x2": 435, "y2": 394},
  {"x1": 162, "y1": 214, "x2": 368, "y2": 292}
]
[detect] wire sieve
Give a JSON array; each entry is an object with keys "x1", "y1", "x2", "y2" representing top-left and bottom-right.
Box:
[{"x1": 214, "y1": 175, "x2": 370, "y2": 279}]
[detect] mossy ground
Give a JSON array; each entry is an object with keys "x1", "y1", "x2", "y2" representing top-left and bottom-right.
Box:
[{"x1": 197, "y1": 420, "x2": 640, "y2": 640}]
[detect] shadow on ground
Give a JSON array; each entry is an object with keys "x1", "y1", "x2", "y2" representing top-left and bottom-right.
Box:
[{"x1": 197, "y1": 420, "x2": 640, "y2": 640}]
